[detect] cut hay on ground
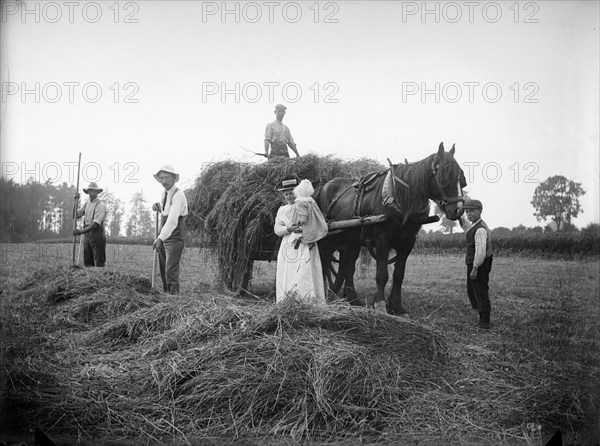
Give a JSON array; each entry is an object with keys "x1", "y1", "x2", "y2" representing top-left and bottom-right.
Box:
[
  {"x1": 186, "y1": 155, "x2": 384, "y2": 290},
  {"x1": 17, "y1": 265, "x2": 152, "y2": 303},
  {"x1": 2, "y1": 264, "x2": 598, "y2": 445}
]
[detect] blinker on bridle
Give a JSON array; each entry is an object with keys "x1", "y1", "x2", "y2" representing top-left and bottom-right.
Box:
[{"x1": 431, "y1": 160, "x2": 465, "y2": 208}]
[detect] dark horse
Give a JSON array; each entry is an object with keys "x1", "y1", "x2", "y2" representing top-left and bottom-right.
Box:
[{"x1": 316, "y1": 142, "x2": 467, "y2": 315}]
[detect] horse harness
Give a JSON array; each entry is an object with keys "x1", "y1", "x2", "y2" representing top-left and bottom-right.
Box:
[
  {"x1": 324, "y1": 157, "x2": 463, "y2": 233},
  {"x1": 322, "y1": 154, "x2": 464, "y2": 262},
  {"x1": 324, "y1": 160, "x2": 410, "y2": 222}
]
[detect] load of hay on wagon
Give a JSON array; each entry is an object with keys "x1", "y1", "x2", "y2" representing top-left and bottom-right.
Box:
[{"x1": 186, "y1": 155, "x2": 384, "y2": 290}]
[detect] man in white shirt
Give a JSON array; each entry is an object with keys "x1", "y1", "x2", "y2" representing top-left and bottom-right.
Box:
[
  {"x1": 152, "y1": 165, "x2": 188, "y2": 294},
  {"x1": 264, "y1": 104, "x2": 300, "y2": 160},
  {"x1": 460, "y1": 199, "x2": 494, "y2": 329},
  {"x1": 73, "y1": 182, "x2": 107, "y2": 267}
]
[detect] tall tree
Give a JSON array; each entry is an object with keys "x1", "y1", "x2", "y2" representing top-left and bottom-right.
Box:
[
  {"x1": 433, "y1": 203, "x2": 458, "y2": 234},
  {"x1": 110, "y1": 199, "x2": 125, "y2": 237},
  {"x1": 0, "y1": 178, "x2": 77, "y2": 241},
  {"x1": 101, "y1": 190, "x2": 124, "y2": 237},
  {"x1": 531, "y1": 175, "x2": 585, "y2": 231},
  {"x1": 56, "y1": 182, "x2": 77, "y2": 238},
  {"x1": 125, "y1": 190, "x2": 153, "y2": 238},
  {"x1": 439, "y1": 215, "x2": 458, "y2": 234}
]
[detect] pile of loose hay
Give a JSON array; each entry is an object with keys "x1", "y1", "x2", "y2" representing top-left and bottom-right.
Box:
[
  {"x1": 17, "y1": 266, "x2": 152, "y2": 303},
  {"x1": 3, "y1": 264, "x2": 598, "y2": 445},
  {"x1": 3, "y1": 264, "x2": 456, "y2": 444},
  {"x1": 187, "y1": 155, "x2": 385, "y2": 289}
]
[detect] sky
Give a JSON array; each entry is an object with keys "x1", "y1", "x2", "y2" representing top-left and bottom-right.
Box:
[{"x1": 1, "y1": 0, "x2": 599, "y2": 231}]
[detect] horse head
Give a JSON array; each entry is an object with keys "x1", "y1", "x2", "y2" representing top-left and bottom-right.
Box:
[{"x1": 428, "y1": 142, "x2": 466, "y2": 220}]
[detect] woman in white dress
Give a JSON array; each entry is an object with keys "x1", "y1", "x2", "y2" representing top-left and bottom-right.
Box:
[{"x1": 274, "y1": 178, "x2": 327, "y2": 305}]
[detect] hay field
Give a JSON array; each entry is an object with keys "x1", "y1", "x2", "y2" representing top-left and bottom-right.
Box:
[{"x1": 0, "y1": 243, "x2": 598, "y2": 445}]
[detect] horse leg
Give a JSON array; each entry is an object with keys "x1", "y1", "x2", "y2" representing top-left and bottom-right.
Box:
[
  {"x1": 320, "y1": 245, "x2": 346, "y2": 299},
  {"x1": 387, "y1": 239, "x2": 416, "y2": 316},
  {"x1": 341, "y1": 243, "x2": 361, "y2": 306},
  {"x1": 369, "y1": 238, "x2": 390, "y2": 312}
]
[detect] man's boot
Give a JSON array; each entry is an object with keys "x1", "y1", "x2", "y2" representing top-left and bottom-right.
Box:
[{"x1": 478, "y1": 311, "x2": 491, "y2": 329}]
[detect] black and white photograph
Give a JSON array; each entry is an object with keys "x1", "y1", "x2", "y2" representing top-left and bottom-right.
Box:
[{"x1": 1, "y1": 1, "x2": 598, "y2": 445}]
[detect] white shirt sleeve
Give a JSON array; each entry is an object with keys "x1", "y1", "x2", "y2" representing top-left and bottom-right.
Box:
[
  {"x1": 473, "y1": 228, "x2": 488, "y2": 268},
  {"x1": 274, "y1": 206, "x2": 290, "y2": 237},
  {"x1": 287, "y1": 126, "x2": 296, "y2": 147},
  {"x1": 92, "y1": 201, "x2": 107, "y2": 226},
  {"x1": 158, "y1": 190, "x2": 188, "y2": 241}
]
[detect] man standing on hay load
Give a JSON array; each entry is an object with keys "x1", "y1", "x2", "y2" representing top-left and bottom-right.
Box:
[
  {"x1": 264, "y1": 104, "x2": 300, "y2": 161},
  {"x1": 73, "y1": 182, "x2": 107, "y2": 267},
  {"x1": 152, "y1": 165, "x2": 188, "y2": 294},
  {"x1": 274, "y1": 177, "x2": 328, "y2": 305},
  {"x1": 460, "y1": 199, "x2": 494, "y2": 329}
]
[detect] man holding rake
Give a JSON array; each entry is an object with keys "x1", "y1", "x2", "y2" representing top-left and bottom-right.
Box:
[
  {"x1": 152, "y1": 164, "x2": 188, "y2": 294},
  {"x1": 73, "y1": 182, "x2": 107, "y2": 267}
]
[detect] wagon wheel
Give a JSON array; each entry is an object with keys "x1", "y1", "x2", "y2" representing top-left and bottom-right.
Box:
[
  {"x1": 323, "y1": 250, "x2": 344, "y2": 295},
  {"x1": 240, "y1": 261, "x2": 253, "y2": 293}
]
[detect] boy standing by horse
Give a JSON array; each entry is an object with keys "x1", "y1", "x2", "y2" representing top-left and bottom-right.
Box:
[{"x1": 460, "y1": 199, "x2": 494, "y2": 329}]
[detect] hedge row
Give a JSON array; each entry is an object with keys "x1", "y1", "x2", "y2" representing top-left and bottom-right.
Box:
[
  {"x1": 25, "y1": 229, "x2": 600, "y2": 258},
  {"x1": 415, "y1": 230, "x2": 600, "y2": 257}
]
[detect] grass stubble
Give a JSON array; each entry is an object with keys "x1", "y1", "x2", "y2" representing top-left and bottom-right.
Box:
[{"x1": 0, "y1": 246, "x2": 598, "y2": 445}]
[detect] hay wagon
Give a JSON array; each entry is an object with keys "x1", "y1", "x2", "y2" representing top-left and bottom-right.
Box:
[
  {"x1": 250, "y1": 214, "x2": 389, "y2": 290},
  {"x1": 250, "y1": 212, "x2": 439, "y2": 296},
  {"x1": 188, "y1": 155, "x2": 438, "y2": 294}
]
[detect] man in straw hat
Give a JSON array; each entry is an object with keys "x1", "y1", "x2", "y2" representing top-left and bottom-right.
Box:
[
  {"x1": 460, "y1": 199, "x2": 494, "y2": 329},
  {"x1": 264, "y1": 104, "x2": 300, "y2": 161},
  {"x1": 152, "y1": 164, "x2": 188, "y2": 294},
  {"x1": 73, "y1": 182, "x2": 107, "y2": 267}
]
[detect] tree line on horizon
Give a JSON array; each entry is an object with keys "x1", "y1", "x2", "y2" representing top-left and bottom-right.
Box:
[
  {"x1": 0, "y1": 178, "x2": 156, "y2": 242},
  {"x1": 0, "y1": 174, "x2": 594, "y2": 243}
]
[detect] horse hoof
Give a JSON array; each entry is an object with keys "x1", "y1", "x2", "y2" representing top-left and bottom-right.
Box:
[{"x1": 374, "y1": 301, "x2": 387, "y2": 312}]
